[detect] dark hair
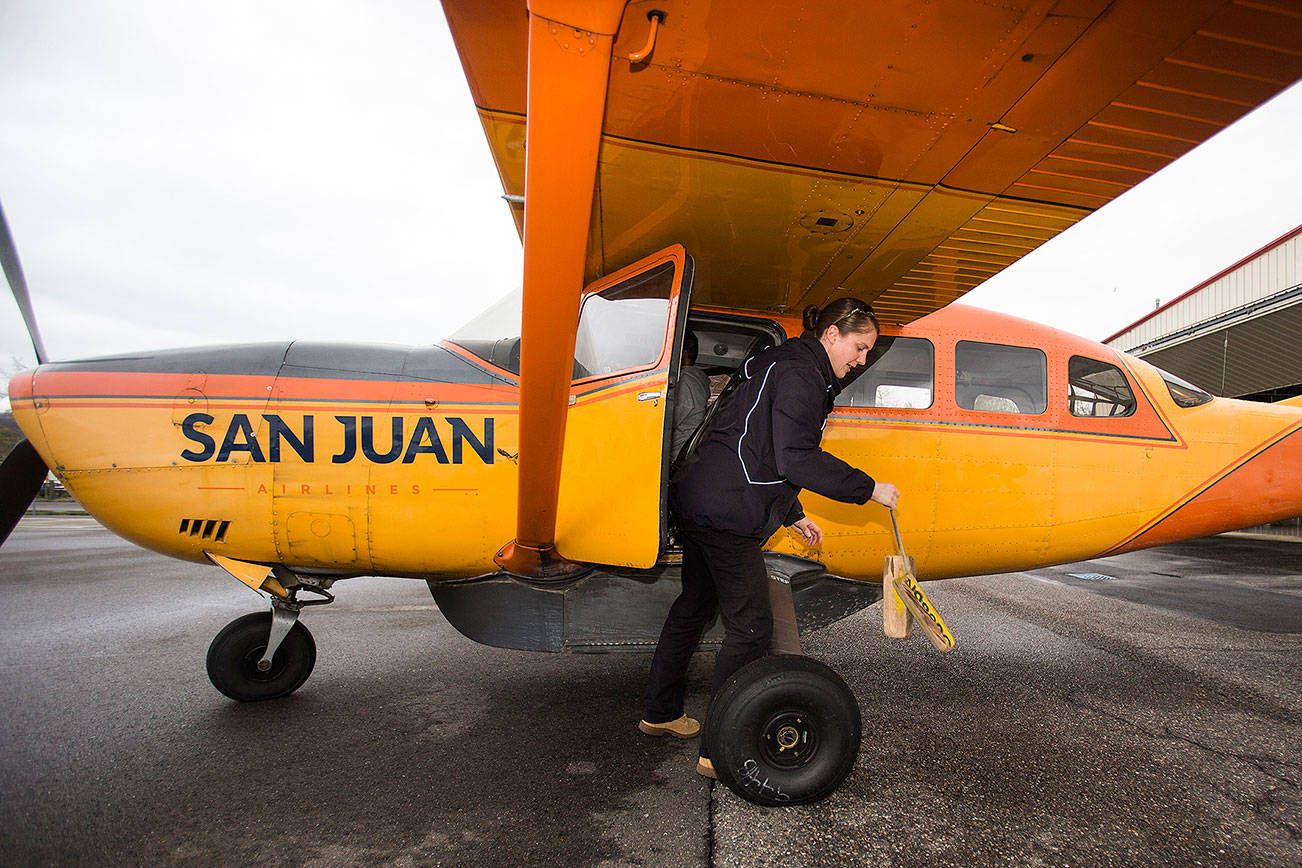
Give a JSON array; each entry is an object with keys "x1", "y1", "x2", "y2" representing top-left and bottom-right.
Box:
[
  {"x1": 802, "y1": 298, "x2": 880, "y2": 338},
  {"x1": 682, "y1": 330, "x2": 698, "y2": 366}
]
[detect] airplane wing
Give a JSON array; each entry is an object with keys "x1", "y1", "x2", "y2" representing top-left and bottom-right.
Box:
[
  {"x1": 443, "y1": 0, "x2": 1302, "y2": 324},
  {"x1": 440, "y1": 0, "x2": 1302, "y2": 575}
]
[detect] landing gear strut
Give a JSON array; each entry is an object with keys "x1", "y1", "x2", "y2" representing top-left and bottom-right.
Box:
[
  {"x1": 705, "y1": 574, "x2": 862, "y2": 806},
  {"x1": 206, "y1": 578, "x2": 333, "y2": 702}
]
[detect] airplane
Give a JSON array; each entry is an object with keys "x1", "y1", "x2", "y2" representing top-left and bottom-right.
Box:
[{"x1": 4, "y1": 0, "x2": 1302, "y2": 806}]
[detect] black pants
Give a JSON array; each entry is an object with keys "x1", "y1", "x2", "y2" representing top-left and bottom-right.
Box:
[{"x1": 642, "y1": 521, "x2": 772, "y2": 756}]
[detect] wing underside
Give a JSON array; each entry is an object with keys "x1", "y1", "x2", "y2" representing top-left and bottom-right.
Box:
[{"x1": 443, "y1": 0, "x2": 1302, "y2": 323}]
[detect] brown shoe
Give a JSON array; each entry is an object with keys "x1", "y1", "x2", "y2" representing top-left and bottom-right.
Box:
[
  {"x1": 637, "y1": 714, "x2": 700, "y2": 739},
  {"x1": 696, "y1": 757, "x2": 718, "y2": 779}
]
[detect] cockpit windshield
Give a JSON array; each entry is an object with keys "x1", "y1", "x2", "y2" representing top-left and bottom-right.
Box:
[{"x1": 446, "y1": 288, "x2": 524, "y2": 374}]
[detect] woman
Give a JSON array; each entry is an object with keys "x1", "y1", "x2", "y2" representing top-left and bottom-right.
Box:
[{"x1": 638, "y1": 298, "x2": 900, "y2": 779}]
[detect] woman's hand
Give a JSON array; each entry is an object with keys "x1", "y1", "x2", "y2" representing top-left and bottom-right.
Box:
[
  {"x1": 791, "y1": 517, "x2": 822, "y2": 547},
  {"x1": 870, "y1": 482, "x2": 900, "y2": 510}
]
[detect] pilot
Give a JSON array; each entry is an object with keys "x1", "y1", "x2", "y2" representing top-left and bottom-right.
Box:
[
  {"x1": 637, "y1": 298, "x2": 900, "y2": 780},
  {"x1": 669, "y1": 330, "x2": 710, "y2": 459}
]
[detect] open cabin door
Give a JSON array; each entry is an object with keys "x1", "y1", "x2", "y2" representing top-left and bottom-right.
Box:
[{"x1": 554, "y1": 245, "x2": 693, "y2": 568}]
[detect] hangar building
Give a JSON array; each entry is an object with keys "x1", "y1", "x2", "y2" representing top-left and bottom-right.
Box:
[
  {"x1": 1105, "y1": 225, "x2": 1302, "y2": 537},
  {"x1": 1105, "y1": 225, "x2": 1301, "y2": 402}
]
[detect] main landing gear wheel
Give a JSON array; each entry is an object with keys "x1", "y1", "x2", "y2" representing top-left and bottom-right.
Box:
[
  {"x1": 206, "y1": 612, "x2": 316, "y2": 702},
  {"x1": 706, "y1": 654, "x2": 861, "y2": 806}
]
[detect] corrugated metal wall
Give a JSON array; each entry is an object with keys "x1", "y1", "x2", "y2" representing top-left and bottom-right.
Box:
[
  {"x1": 1136, "y1": 303, "x2": 1302, "y2": 397},
  {"x1": 1108, "y1": 229, "x2": 1301, "y2": 351}
]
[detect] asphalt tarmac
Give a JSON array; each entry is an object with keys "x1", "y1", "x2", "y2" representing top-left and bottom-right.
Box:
[{"x1": 1, "y1": 517, "x2": 1298, "y2": 867}]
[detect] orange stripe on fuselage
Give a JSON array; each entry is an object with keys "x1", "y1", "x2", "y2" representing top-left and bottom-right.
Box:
[
  {"x1": 25, "y1": 401, "x2": 515, "y2": 416},
  {"x1": 571, "y1": 368, "x2": 666, "y2": 405},
  {"x1": 274, "y1": 376, "x2": 518, "y2": 404},
  {"x1": 28, "y1": 371, "x2": 520, "y2": 405},
  {"x1": 26, "y1": 366, "x2": 659, "y2": 415},
  {"x1": 33, "y1": 371, "x2": 274, "y2": 398}
]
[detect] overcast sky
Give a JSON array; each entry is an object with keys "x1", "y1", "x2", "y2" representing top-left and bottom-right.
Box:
[{"x1": 3, "y1": 1, "x2": 1301, "y2": 391}]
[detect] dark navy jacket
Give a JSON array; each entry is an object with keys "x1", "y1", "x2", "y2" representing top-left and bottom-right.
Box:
[{"x1": 672, "y1": 334, "x2": 875, "y2": 540}]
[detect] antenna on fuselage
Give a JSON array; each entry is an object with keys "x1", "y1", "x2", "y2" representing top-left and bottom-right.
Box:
[{"x1": 0, "y1": 198, "x2": 48, "y2": 364}]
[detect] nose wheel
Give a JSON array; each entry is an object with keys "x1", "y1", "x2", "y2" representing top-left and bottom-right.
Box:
[{"x1": 206, "y1": 610, "x2": 316, "y2": 701}]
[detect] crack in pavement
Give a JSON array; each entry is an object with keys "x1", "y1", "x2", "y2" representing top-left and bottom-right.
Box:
[
  {"x1": 707, "y1": 780, "x2": 718, "y2": 867},
  {"x1": 1066, "y1": 690, "x2": 1302, "y2": 841},
  {"x1": 1065, "y1": 691, "x2": 1301, "y2": 785},
  {"x1": 963, "y1": 581, "x2": 1302, "y2": 729}
]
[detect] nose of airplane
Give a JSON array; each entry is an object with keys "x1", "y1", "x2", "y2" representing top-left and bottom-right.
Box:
[
  {"x1": 6, "y1": 369, "x2": 38, "y2": 443},
  {"x1": 2, "y1": 369, "x2": 52, "y2": 546}
]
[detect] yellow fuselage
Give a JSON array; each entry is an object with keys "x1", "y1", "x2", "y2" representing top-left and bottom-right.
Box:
[{"x1": 9, "y1": 305, "x2": 1301, "y2": 584}]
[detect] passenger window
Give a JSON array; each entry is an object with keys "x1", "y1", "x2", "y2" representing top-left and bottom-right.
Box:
[
  {"x1": 835, "y1": 337, "x2": 934, "y2": 409},
  {"x1": 956, "y1": 341, "x2": 1047, "y2": 414},
  {"x1": 1069, "y1": 356, "x2": 1136, "y2": 417},
  {"x1": 573, "y1": 262, "x2": 674, "y2": 379}
]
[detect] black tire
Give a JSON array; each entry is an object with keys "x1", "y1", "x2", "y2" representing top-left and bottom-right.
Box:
[
  {"x1": 706, "y1": 655, "x2": 861, "y2": 806},
  {"x1": 206, "y1": 612, "x2": 316, "y2": 702}
]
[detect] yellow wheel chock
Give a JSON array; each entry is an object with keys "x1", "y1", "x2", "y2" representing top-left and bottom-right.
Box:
[{"x1": 882, "y1": 510, "x2": 954, "y2": 652}]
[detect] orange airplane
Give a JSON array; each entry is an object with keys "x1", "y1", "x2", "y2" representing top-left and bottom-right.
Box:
[{"x1": 4, "y1": 0, "x2": 1302, "y2": 806}]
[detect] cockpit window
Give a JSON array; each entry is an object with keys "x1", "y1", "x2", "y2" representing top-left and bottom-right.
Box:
[
  {"x1": 835, "y1": 337, "x2": 934, "y2": 409},
  {"x1": 1156, "y1": 367, "x2": 1215, "y2": 408},
  {"x1": 956, "y1": 341, "x2": 1047, "y2": 414},
  {"x1": 1069, "y1": 356, "x2": 1136, "y2": 417},
  {"x1": 573, "y1": 262, "x2": 673, "y2": 380}
]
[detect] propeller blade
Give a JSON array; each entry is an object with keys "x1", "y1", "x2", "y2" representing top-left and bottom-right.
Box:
[
  {"x1": 0, "y1": 199, "x2": 48, "y2": 364},
  {"x1": 0, "y1": 439, "x2": 49, "y2": 546}
]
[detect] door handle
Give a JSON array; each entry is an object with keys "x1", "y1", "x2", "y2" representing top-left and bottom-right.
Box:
[{"x1": 637, "y1": 391, "x2": 662, "y2": 406}]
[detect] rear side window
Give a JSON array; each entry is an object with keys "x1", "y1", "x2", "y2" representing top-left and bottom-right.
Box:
[
  {"x1": 1069, "y1": 356, "x2": 1136, "y2": 417},
  {"x1": 956, "y1": 341, "x2": 1047, "y2": 414},
  {"x1": 1155, "y1": 367, "x2": 1215, "y2": 408},
  {"x1": 835, "y1": 337, "x2": 934, "y2": 409}
]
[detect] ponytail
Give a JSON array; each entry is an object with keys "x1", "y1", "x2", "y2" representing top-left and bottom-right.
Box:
[
  {"x1": 803, "y1": 297, "x2": 880, "y2": 338},
  {"x1": 801, "y1": 304, "x2": 821, "y2": 335}
]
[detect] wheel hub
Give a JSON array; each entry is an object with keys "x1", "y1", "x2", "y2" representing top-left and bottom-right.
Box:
[
  {"x1": 240, "y1": 645, "x2": 284, "y2": 683},
  {"x1": 761, "y1": 711, "x2": 817, "y2": 768}
]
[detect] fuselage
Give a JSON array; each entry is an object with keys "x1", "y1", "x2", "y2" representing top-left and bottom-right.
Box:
[{"x1": 9, "y1": 304, "x2": 1301, "y2": 583}]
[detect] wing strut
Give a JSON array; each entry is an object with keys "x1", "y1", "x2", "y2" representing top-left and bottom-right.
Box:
[{"x1": 494, "y1": 0, "x2": 627, "y2": 577}]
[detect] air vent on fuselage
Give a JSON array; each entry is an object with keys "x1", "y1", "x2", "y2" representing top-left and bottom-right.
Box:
[{"x1": 178, "y1": 518, "x2": 230, "y2": 542}]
